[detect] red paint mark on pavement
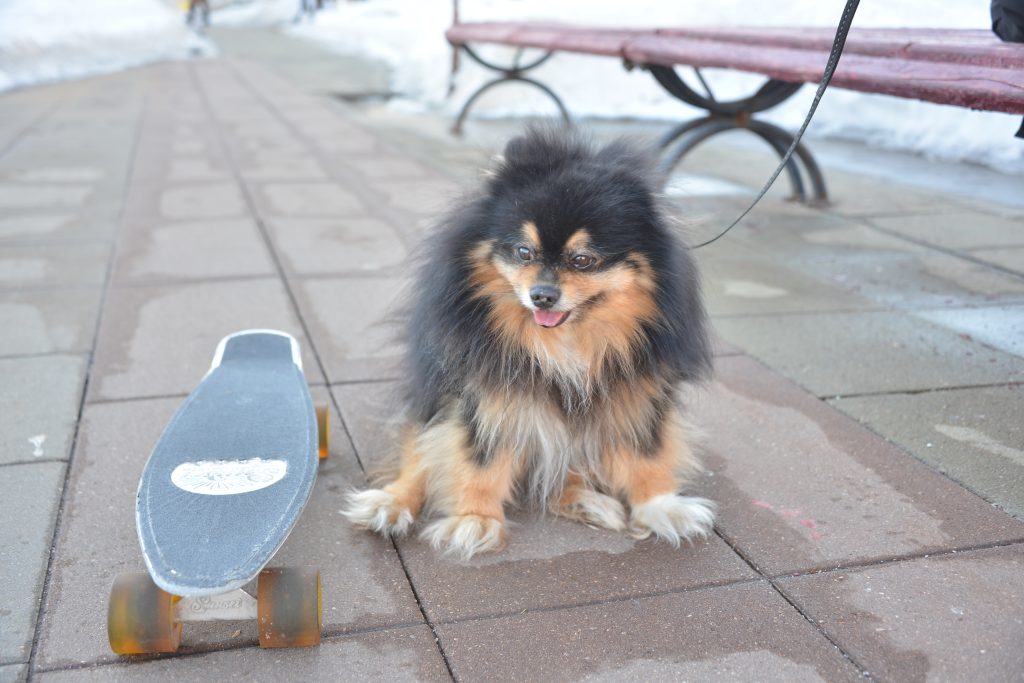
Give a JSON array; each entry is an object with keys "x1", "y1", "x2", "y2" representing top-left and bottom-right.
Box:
[
  {"x1": 810, "y1": 531, "x2": 825, "y2": 541},
  {"x1": 800, "y1": 518, "x2": 817, "y2": 529},
  {"x1": 751, "y1": 499, "x2": 774, "y2": 510}
]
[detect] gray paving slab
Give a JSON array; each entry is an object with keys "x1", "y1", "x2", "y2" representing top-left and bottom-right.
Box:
[
  {"x1": 0, "y1": 288, "x2": 102, "y2": 356},
  {"x1": 112, "y1": 218, "x2": 276, "y2": 284},
  {"x1": 36, "y1": 393, "x2": 422, "y2": 670},
  {"x1": 0, "y1": 244, "x2": 109, "y2": 290},
  {"x1": 692, "y1": 355, "x2": 1024, "y2": 575},
  {"x1": 970, "y1": 246, "x2": 1024, "y2": 274},
  {"x1": 701, "y1": 252, "x2": 878, "y2": 317},
  {"x1": 249, "y1": 182, "x2": 366, "y2": 218},
  {"x1": 0, "y1": 461, "x2": 66, "y2": 665},
  {"x1": 437, "y1": 581, "x2": 862, "y2": 682},
  {"x1": 36, "y1": 626, "x2": 448, "y2": 682},
  {"x1": 333, "y1": 382, "x2": 756, "y2": 622},
  {"x1": 0, "y1": 184, "x2": 93, "y2": 211},
  {"x1": 88, "y1": 278, "x2": 325, "y2": 401},
  {"x1": 830, "y1": 385, "x2": 1024, "y2": 520},
  {"x1": 712, "y1": 310, "x2": 1024, "y2": 396},
  {"x1": 867, "y1": 211, "x2": 1024, "y2": 250},
  {"x1": 777, "y1": 545, "x2": 1024, "y2": 682},
  {"x1": 0, "y1": 664, "x2": 26, "y2": 683},
  {"x1": 913, "y1": 305, "x2": 1024, "y2": 357},
  {"x1": 371, "y1": 179, "x2": 462, "y2": 219},
  {"x1": 292, "y1": 276, "x2": 407, "y2": 383},
  {"x1": 0, "y1": 355, "x2": 85, "y2": 466},
  {"x1": 265, "y1": 216, "x2": 408, "y2": 275}
]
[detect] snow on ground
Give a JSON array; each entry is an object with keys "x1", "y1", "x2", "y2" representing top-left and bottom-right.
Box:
[
  {"x1": 0, "y1": 0, "x2": 215, "y2": 94},
  {"x1": 268, "y1": 0, "x2": 1023, "y2": 173}
]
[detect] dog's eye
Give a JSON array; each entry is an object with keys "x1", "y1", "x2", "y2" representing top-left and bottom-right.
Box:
[
  {"x1": 517, "y1": 247, "x2": 534, "y2": 262},
  {"x1": 571, "y1": 254, "x2": 596, "y2": 270}
]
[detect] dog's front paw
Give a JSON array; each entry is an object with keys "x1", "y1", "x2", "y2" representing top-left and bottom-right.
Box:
[
  {"x1": 421, "y1": 514, "x2": 506, "y2": 560},
  {"x1": 629, "y1": 494, "x2": 715, "y2": 546},
  {"x1": 559, "y1": 489, "x2": 627, "y2": 531},
  {"x1": 342, "y1": 489, "x2": 415, "y2": 536}
]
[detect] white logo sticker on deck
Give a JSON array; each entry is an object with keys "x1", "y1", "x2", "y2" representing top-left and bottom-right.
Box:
[{"x1": 171, "y1": 458, "x2": 288, "y2": 495}]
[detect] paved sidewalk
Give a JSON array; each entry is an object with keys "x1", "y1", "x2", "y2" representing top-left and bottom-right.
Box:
[{"x1": 2, "y1": 27, "x2": 1023, "y2": 683}]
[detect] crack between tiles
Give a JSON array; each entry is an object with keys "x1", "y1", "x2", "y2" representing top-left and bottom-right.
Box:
[
  {"x1": 30, "y1": 620, "x2": 427, "y2": 675},
  {"x1": 24, "y1": 87, "x2": 149, "y2": 683},
  {"x1": 823, "y1": 380, "x2": 1023, "y2": 401}
]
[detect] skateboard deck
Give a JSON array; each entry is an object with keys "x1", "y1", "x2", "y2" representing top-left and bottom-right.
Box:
[{"x1": 135, "y1": 329, "x2": 319, "y2": 597}]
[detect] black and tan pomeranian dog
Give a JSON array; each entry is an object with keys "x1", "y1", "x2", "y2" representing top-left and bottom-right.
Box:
[{"x1": 343, "y1": 127, "x2": 713, "y2": 559}]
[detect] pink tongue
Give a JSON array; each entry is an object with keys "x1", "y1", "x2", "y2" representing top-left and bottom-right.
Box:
[{"x1": 533, "y1": 309, "x2": 568, "y2": 327}]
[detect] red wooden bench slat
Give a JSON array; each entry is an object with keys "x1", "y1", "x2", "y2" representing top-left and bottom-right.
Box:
[
  {"x1": 653, "y1": 27, "x2": 1024, "y2": 69},
  {"x1": 625, "y1": 35, "x2": 1024, "y2": 114},
  {"x1": 446, "y1": 22, "x2": 1024, "y2": 114}
]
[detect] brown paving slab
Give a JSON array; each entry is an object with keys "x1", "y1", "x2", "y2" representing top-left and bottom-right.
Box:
[
  {"x1": 333, "y1": 382, "x2": 756, "y2": 622},
  {"x1": 265, "y1": 217, "x2": 408, "y2": 275},
  {"x1": 36, "y1": 393, "x2": 421, "y2": 670},
  {"x1": 694, "y1": 355, "x2": 1024, "y2": 575},
  {"x1": 712, "y1": 310, "x2": 1024, "y2": 396},
  {"x1": 777, "y1": 545, "x2": 1024, "y2": 682},
  {"x1": 437, "y1": 581, "x2": 862, "y2": 681},
  {"x1": 112, "y1": 218, "x2": 276, "y2": 284},
  {"x1": 0, "y1": 244, "x2": 109, "y2": 290},
  {"x1": 0, "y1": 355, "x2": 86, "y2": 466},
  {"x1": 830, "y1": 385, "x2": 1024, "y2": 520},
  {"x1": 89, "y1": 278, "x2": 325, "y2": 401},
  {"x1": 0, "y1": 462, "x2": 66, "y2": 665},
  {"x1": 36, "y1": 626, "x2": 449, "y2": 682},
  {"x1": 292, "y1": 276, "x2": 407, "y2": 383},
  {"x1": 0, "y1": 288, "x2": 102, "y2": 356}
]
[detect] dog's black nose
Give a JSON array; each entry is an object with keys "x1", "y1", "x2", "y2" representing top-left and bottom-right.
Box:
[{"x1": 530, "y1": 284, "x2": 560, "y2": 309}]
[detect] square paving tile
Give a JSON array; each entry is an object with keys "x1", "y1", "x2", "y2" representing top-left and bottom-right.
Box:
[
  {"x1": 830, "y1": 385, "x2": 1024, "y2": 520},
  {"x1": 0, "y1": 462, "x2": 66, "y2": 665},
  {"x1": 123, "y1": 183, "x2": 248, "y2": 223},
  {"x1": 0, "y1": 288, "x2": 102, "y2": 356},
  {"x1": 693, "y1": 355, "x2": 1024, "y2": 575},
  {"x1": 0, "y1": 212, "x2": 117, "y2": 245},
  {"x1": 36, "y1": 626, "x2": 448, "y2": 682},
  {"x1": 868, "y1": 212, "x2": 1024, "y2": 250},
  {"x1": 0, "y1": 244, "x2": 109, "y2": 290},
  {"x1": 333, "y1": 382, "x2": 756, "y2": 622},
  {"x1": 712, "y1": 310, "x2": 1024, "y2": 396},
  {"x1": 112, "y1": 218, "x2": 276, "y2": 284},
  {"x1": 372, "y1": 179, "x2": 461, "y2": 218},
  {"x1": 265, "y1": 217, "x2": 407, "y2": 275},
  {"x1": 970, "y1": 246, "x2": 1024, "y2": 275},
  {"x1": 437, "y1": 582, "x2": 863, "y2": 681},
  {"x1": 0, "y1": 184, "x2": 93, "y2": 211},
  {"x1": 777, "y1": 545, "x2": 1024, "y2": 682},
  {"x1": 292, "y1": 276, "x2": 407, "y2": 383},
  {"x1": 0, "y1": 664, "x2": 26, "y2": 683},
  {"x1": 89, "y1": 278, "x2": 325, "y2": 401},
  {"x1": 251, "y1": 182, "x2": 366, "y2": 218},
  {"x1": 0, "y1": 355, "x2": 86, "y2": 466},
  {"x1": 35, "y1": 393, "x2": 421, "y2": 669}
]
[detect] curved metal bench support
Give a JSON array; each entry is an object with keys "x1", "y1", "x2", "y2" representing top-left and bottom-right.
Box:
[
  {"x1": 451, "y1": 45, "x2": 570, "y2": 135},
  {"x1": 647, "y1": 65, "x2": 828, "y2": 205}
]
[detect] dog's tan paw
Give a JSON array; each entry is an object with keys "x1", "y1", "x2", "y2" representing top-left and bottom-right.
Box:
[
  {"x1": 559, "y1": 489, "x2": 627, "y2": 531},
  {"x1": 629, "y1": 494, "x2": 715, "y2": 546},
  {"x1": 342, "y1": 489, "x2": 415, "y2": 536},
  {"x1": 420, "y1": 514, "x2": 506, "y2": 560}
]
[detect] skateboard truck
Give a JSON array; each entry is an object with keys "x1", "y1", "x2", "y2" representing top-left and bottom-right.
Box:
[{"x1": 108, "y1": 330, "x2": 328, "y2": 654}]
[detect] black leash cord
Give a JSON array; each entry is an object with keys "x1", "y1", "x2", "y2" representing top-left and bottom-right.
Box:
[{"x1": 689, "y1": 0, "x2": 861, "y2": 250}]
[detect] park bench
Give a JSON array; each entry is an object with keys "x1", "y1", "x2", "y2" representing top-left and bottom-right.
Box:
[{"x1": 446, "y1": 21, "x2": 1024, "y2": 204}]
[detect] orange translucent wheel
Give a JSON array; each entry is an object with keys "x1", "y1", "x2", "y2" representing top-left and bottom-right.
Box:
[
  {"x1": 316, "y1": 405, "x2": 329, "y2": 460},
  {"x1": 257, "y1": 567, "x2": 321, "y2": 648},
  {"x1": 108, "y1": 573, "x2": 181, "y2": 655}
]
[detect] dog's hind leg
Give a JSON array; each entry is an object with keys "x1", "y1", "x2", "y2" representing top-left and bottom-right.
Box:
[
  {"x1": 555, "y1": 471, "x2": 626, "y2": 531},
  {"x1": 343, "y1": 427, "x2": 425, "y2": 536},
  {"x1": 603, "y1": 415, "x2": 715, "y2": 546}
]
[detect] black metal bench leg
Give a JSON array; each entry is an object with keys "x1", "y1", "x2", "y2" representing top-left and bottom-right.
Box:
[
  {"x1": 660, "y1": 118, "x2": 808, "y2": 203},
  {"x1": 749, "y1": 120, "x2": 828, "y2": 205},
  {"x1": 450, "y1": 46, "x2": 570, "y2": 136}
]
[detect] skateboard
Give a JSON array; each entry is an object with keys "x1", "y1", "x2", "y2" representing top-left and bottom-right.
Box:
[{"x1": 107, "y1": 330, "x2": 329, "y2": 654}]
